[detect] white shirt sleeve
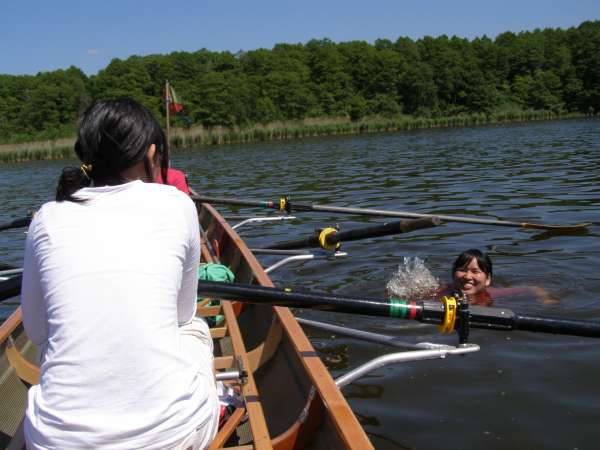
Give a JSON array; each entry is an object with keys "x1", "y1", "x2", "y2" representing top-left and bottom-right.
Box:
[
  {"x1": 21, "y1": 218, "x2": 48, "y2": 346},
  {"x1": 177, "y1": 198, "x2": 201, "y2": 325}
]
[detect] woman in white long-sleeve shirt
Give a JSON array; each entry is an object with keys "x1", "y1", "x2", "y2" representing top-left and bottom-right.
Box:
[{"x1": 21, "y1": 98, "x2": 219, "y2": 449}]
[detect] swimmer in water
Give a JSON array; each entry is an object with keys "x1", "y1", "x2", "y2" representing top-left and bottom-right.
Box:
[{"x1": 439, "y1": 249, "x2": 556, "y2": 306}]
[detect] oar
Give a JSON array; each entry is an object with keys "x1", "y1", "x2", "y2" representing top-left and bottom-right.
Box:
[
  {"x1": 0, "y1": 215, "x2": 32, "y2": 232},
  {"x1": 4, "y1": 274, "x2": 597, "y2": 339},
  {"x1": 0, "y1": 274, "x2": 22, "y2": 302},
  {"x1": 190, "y1": 195, "x2": 589, "y2": 232},
  {"x1": 266, "y1": 217, "x2": 440, "y2": 250},
  {"x1": 196, "y1": 280, "x2": 600, "y2": 339}
]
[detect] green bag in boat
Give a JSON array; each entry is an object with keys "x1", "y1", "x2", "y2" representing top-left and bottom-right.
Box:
[{"x1": 197, "y1": 263, "x2": 234, "y2": 326}]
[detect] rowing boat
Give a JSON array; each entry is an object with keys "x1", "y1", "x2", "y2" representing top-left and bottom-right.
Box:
[{"x1": 0, "y1": 202, "x2": 374, "y2": 449}]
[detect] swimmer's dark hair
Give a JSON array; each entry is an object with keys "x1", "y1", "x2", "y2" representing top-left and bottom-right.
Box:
[{"x1": 452, "y1": 249, "x2": 492, "y2": 277}]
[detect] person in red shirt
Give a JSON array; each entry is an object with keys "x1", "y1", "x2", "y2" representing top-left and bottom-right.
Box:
[{"x1": 156, "y1": 167, "x2": 191, "y2": 195}]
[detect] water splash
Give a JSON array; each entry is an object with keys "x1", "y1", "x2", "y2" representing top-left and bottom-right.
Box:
[{"x1": 386, "y1": 256, "x2": 440, "y2": 300}]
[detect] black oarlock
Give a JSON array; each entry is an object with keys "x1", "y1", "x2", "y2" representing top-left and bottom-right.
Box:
[{"x1": 456, "y1": 295, "x2": 471, "y2": 345}]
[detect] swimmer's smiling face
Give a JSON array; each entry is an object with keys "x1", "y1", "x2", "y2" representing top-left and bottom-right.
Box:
[{"x1": 453, "y1": 257, "x2": 491, "y2": 296}]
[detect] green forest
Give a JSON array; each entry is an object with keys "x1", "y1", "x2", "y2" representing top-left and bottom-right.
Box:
[{"x1": 1, "y1": 20, "x2": 600, "y2": 145}]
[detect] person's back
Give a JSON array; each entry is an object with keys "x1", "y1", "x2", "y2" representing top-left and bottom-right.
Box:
[{"x1": 21, "y1": 99, "x2": 218, "y2": 449}]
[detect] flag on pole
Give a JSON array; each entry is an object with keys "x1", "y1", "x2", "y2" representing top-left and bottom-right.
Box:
[{"x1": 167, "y1": 83, "x2": 184, "y2": 115}]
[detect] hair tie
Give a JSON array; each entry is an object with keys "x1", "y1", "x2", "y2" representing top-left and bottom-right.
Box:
[{"x1": 80, "y1": 163, "x2": 93, "y2": 180}]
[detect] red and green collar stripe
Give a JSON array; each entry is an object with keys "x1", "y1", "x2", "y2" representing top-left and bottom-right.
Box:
[{"x1": 389, "y1": 298, "x2": 418, "y2": 320}]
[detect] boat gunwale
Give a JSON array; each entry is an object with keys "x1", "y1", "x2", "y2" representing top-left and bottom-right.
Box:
[
  {"x1": 0, "y1": 307, "x2": 22, "y2": 345},
  {"x1": 198, "y1": 202, "x2": 374, "y2": 449}
]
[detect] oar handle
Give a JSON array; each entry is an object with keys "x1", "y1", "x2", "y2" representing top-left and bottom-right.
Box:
[
  {"x1": 331, "y1": 217, "x2": 441, "y2": 242},
  {"x1": 198, "y1": 279, "x2": 401, "y2": 316},
  {"x1": 191, "y1": 195, "x2": 279, "y2": 210},
  {"x1": 0, "y1": 274, "x2": 22, "y2": 302},
  {"x1": 0, "y1": 216, "x2": 32, "y2": 232}
]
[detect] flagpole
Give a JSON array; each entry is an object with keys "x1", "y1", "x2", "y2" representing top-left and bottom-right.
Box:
[{"x1": 165, "y1": 79, "x2": 171, "y2": 148}]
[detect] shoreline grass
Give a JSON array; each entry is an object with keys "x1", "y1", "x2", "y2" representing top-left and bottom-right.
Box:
[{"x1": 0, "y1": 110, "x2": 587, "y2": 164}]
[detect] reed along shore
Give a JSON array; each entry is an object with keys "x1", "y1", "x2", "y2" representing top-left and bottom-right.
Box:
[{"x1": 0, "y1": 110, "x2": 586, "y2": 164}]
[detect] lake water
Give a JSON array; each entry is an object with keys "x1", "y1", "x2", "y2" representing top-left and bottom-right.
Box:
[{"x1": 1, "y1": 118, "x2": 599, "y2": 449}]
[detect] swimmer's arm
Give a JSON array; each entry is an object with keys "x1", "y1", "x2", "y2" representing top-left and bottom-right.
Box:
[{"x1": 488, "y1": 286, "x2": 558, "y2": 304}]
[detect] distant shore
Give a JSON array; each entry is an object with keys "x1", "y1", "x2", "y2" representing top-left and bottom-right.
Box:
[{"x1": 0, "y1": 110, "x2": 587, "y2": 164}]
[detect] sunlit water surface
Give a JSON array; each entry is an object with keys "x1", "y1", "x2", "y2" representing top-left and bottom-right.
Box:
[{"x1": 1, "y1": 119, "x2": 599, "y2": 449}]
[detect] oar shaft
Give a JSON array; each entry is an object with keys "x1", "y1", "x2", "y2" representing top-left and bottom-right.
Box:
[
  {"x1": 267, "y1": 234, "x2": 316, "y2": 250},
  {"x1": 515, "y1": 314, "x2": 600, "y2": 338},
  {"x1": 197, "y1": 281, "x2": 600, "y2": 339},
  {"x1": 197, "y1": 279, "x2": 430, "y2": 318},
  {"x1": 190, "y1": 195, "x2": 519, "y2": 225},
  {"x1": 297, "y1": 203, "x2": 560, "y2": 229},
  {"x1": 467, "y1": 306, "x2": 600, "y2": 338},
  {"x1": 0, "y1": 216, "x2": 31, "y2": 232},
  {"x1": 191, "y1": 195, "x2": 587, "y2": 231},
  {"x1": 269, "y1": 217, "x2": 440, "y2": 250},
  {"x1": 0, "y1": 274, "x2": 22, "y2": 301},
  {"x1": 192, "y1": 195, "x2": 274, "y2": 209},
  {"x1": 334, "y1": 217, "x2": 440, "y2": 241}
]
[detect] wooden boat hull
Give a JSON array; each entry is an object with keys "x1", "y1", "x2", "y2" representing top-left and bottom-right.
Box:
[{"x1": 0, "y1": 202, "x2": 373, "y2": 449}]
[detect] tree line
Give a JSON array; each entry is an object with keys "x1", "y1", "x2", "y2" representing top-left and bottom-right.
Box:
[{"x1": 1, "y1": 20, "x2": 600, "y2": 144}]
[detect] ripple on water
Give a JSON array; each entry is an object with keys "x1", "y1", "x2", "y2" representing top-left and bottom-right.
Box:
[{"x1": 2, "y1": 119, "x2": 600, "y2": 449}]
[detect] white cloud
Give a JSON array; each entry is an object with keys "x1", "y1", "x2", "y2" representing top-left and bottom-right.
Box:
[{"x1": 87, "y1": 48, "x2": 100, "y2": 55}]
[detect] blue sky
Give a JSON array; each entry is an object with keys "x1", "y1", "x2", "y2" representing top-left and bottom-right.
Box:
[{"x1": 2, "y1": 0, "x2": 599, "y2": 76}]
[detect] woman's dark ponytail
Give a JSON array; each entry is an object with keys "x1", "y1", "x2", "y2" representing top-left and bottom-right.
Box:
[
  {"x1": 55, "y1": 165, "x2": 93, "y2": 202},
  {"x1": 55, "y1": 98, "x2": 168, "y2": 202}
]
